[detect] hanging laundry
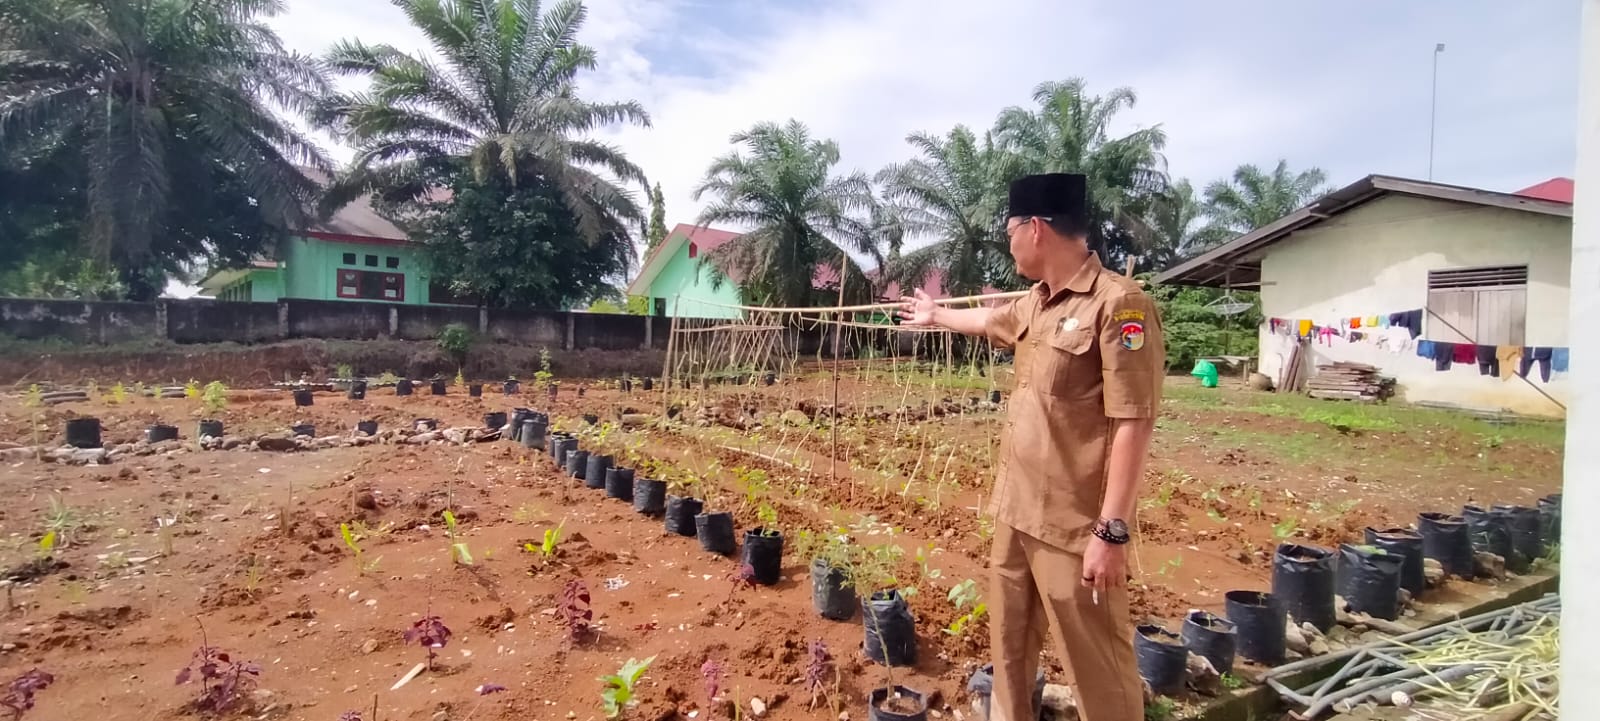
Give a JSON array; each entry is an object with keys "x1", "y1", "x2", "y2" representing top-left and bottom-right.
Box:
[
  {"x1": 1366, "y1": 316, "x2": 1380, "y2": 328},
  {"x1": 1379, "y1": 316, "x2": 1392, "y2": 328},
  {"x1": 1349, "y1": 317, "x2": 1361, "y2": 329},
  {"x1": 1474, "y1": 345, "x2": 1498, "y2": 377},
  {"x1": 1402, "y1": 309, "x2": 1424, "y2": 340},
  {"x1": 1552, "y1": 348, "x2": 1569, "y2": 373},
  {"x1": 1377, "y1": 325, "x2": 1408, "y2": 353},
  {"x1": 1496, "y1": 346, "x2": 1523, "y2": 381},
  {"x1": 1416, "y1": 339, "x2": 1435, "y2": 359},
  {"x1": 1451, "y1": 343, "x2": 1477, "y2": 365},
  {"x1": 1432, "y1": 342, "x2": 1455, "y2": 371},
  {"x1": 1318, "y1": 326, "x2": 1337, "y2": 346},
  {"x1": 1298, "y1": 319, "x2": 1312, "y2": 337},
  {"x1": 1530, "y1": 347, "x2": 1553, "y2": 382}
]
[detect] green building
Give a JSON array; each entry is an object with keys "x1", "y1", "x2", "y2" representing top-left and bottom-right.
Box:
[
  {"x1": 626, "y1": 223, "x2": 745, "y2": 318},
  {"x1": 199, "y1": 193, "x2": 458, "y2": 305}
]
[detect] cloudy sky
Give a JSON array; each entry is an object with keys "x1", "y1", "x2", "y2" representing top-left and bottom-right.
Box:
[{"x1": 268, "y1": 0, "x2": 1582, "y2": 230}]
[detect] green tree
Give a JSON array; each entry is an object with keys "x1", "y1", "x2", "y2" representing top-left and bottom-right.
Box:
[
  {"x1": 692, "y1": 120, "x2": 880, "y2": 307},
  {"x1": 412, "y1": 172, "x2": 634, "y2": 309},
  {"x1": 1203, "y1": 160, "x2": 1329, "y2": 235},
  {"x1": 993, "y1": 78, "x2": 1170, "y2": 274},
  {"x1": 876, "y1": 126, "x2": 1022, "y2": 295},
  {"x1": 319, "y1": 0, "x2": 649, "y2": 249},
  {"x1": 1143, "y1": 179, "x2": 1232, "y2": 267},
  {"x1": 645, "y1": 182, "x2": 668, "y2": 249},
  {"x1": 0, "y1": 0, "x2": 334, "y2": 298},
  {"x1": 1147, "y1": 281, "x2": 1261, "y2": 373}
]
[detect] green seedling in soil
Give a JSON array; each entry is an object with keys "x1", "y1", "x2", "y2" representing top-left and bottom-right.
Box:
[
  {"x1": 132, "y1": 381, "x2": 147, "y2": 398},
  {"x1": 243, "y1": 555, "x2": 266, "y2": 596},
  {"x1": 109, "y1": 382, "x2": 127, "y2": 405},
  {"x1": 1272, "y1": 517, "x2": 1301, "y2": 540},
  {"x1": 339, "y1": 523, "x2": 383, "y2": 575},
  {"x1": 1206, "y1": 508, "x2": 1227, "y2": 523},
  {"x1": 755, "y1": 504, "x2": 779, "y2": 536},
  {"x1": 335, "y1": 364, "x2": 353, "y2": 380},
  {"x1": 35, "y1": 532, "x2": 55, "y2": 561},
  {"x1": 42, "y1": 496, "x2": 83, "y2": 548},
  {"x1": 443, "y1": 510, "x2": 473, "y2": 565},
  {"x1": 378, "y1": 371, "x2": 399, "y2": 386},
  {"x1": 1155, "y1": 555, "x2": 1184, "y2": 578},
  {"x1": 599, "y1": 656, "x2": 655, "y2": 720},
  {"x1": 201, "y1": 381, "x2": 228, "y2": 414},
  {"x1": 1142, "y1": 483, "x2": 1176, "y2": 510},
  {"x1": 454, "y1": 369, "x2": 466, "y2": 388},
  {"x1": 944, "y1": 579, "x2": 987, "y2": 637},
  {"x1": 101, "y1": 551, "x2": 129, "y2": 569},
  {"x1": 1201, "y1": 486, "x2": 1222, "y2": 504},
  {"x1": 734, "y1": 466, "x2": 770, "y2": 514},
  {"x1": 534, "y1": 347, "x2": 554, "y2": 389},
  {"x1": 1144, "y1": 696, "x2": 1176, "y2": 721},
  {"x1": 1220, "y1": 673, "x2": 1246, "y2": 690},
  {"x1": 183, "y1": 379, "x2": 200, "y2": 400},
  {"x1": 1248, "y1": 490, "x2": 1264, "y2": 518},
  {"x1": 524, "y1": 519, "x2": 566, "y2": 558}
]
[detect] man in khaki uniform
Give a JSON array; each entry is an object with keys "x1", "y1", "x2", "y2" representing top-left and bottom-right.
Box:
[{"x1": 899, "y1": 173, "x2": 1163, "y2": 721}]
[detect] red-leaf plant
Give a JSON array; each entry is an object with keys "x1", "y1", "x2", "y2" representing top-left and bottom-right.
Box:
[
  {"x1": 176, "y1": 645, "x2": 261, "y2": 713},
  {"x1": 700, "y1": 659, "x2": 725, "y2": 709},
  {"x1": 805, "y1": 639, "x2": 835, "y2": 711},
  {"x1": 403, "y1": 615, "x2": 453, "y2": 671},
  {"x1": 559, "y1": 579, "x2": 593, "y2": 643},
  {"x1": 725, "y1": 564, "x2": 755, "y2": 602},
  {"x1": 0, "y1": 669, "x2": 53, "y2": 720}
]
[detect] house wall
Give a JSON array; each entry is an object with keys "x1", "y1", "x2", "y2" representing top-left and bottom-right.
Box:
[
  {"x1": 1258, "y1": 194, "x2": 1572, "y2": 416},
  {"x1": 645, "y1": 243, "x2": 742, "y2": 319},
  {"x1": 281, "y1": 236, "x2": 431, "y2": 305},
  {"x1": 216, "y1": 269, "x2": 284, "y2": 302}
]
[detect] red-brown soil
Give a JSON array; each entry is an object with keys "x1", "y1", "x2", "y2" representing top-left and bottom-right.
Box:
[{"x1": 0, "y1": 375, "x2": 1562, "y2": 721}]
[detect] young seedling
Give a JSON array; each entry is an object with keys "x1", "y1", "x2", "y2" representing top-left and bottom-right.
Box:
[
  {"x1": 700, "y1": 659, "x2": 725, "y2": 710},
  {"x1": 560, "y1": 579, "x2": 593, "y2": 643},
  {"x1": 176, "y1": 641, "x2": 261, "y2": 713},
  {"x1": 754, "y1": 503, "x2": 779, "y2": 537},
  {"x1": 599, "y1": 656, "x2": 655, "y2": 720},
  {"x1": 402, "y1": 615, "x2": 452, "y2": 671},
  {"x1": 442, "y1": 510, "x2": 473, "y2": 565},
  {"x1": 534, "y1": 348, "x2": 554, "y2": 389},
  {"x1": 943, "y1": 579, "x2": 987, "y2": 638},
  {"x1": 34, "y1": 533, "x2": 54, "y2": 562},
  {"x1": 109, "y1": 382, "x2": 127, "y2": 405},
  {"x1": 804, "y1": 640, "x2": 838, "y2": 713},
  {"x1": 42, "y1": 496, "x2": 82, "y2": 549},
  {"x1": 0, "y1": 669, "x2": 54, "y2": 719},
  {"x1": 522, "y1": 519, "x2": 566, "y2": 559},
  {"x1": 201, "y1": 381, "x2": 228, "y2": 415},
  {"x1": 1272, "y1": 517, "x2": 1301, "y2": 540},
  {"x1": 156, "y1": 514, "x2": 177, "y2": 556},
  {"x1": 183, "y1": 379, "x2": 200, "y2": 400},
  {"x1": 339, "y1": 523, "x2": 383, "y2": 576}
]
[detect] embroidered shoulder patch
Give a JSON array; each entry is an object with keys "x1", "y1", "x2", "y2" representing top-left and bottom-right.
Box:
[
  {"x1": 1119, "y1": 321, "x2": 1145, "y2": 351},
  {"x1": 1113, "y1": 309, "x2": 1146, "y2": 323}
]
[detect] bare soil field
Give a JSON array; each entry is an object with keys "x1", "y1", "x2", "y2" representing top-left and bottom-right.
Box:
[{"x1": 0, "y1": 372, "x2": 1563, "y2": 721}]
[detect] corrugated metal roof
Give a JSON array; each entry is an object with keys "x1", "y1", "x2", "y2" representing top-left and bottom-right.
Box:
[{"x1": 1153, "y1": 174, "x2": 1574, "y2": 288}]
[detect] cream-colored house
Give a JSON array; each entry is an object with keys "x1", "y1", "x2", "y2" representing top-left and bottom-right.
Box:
[{"x1": 1156, "y1": 175, "x2": 1574, "y2": 417}]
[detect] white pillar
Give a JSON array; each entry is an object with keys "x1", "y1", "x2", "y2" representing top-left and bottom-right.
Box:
[{"x1": 1562, "y1": 1, "x2": 1600, "y2": 716}]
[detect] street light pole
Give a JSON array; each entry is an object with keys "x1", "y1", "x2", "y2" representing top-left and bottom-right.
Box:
[{"x1": 1429, "y1": 42, "x2": 1445, "y2": 180}]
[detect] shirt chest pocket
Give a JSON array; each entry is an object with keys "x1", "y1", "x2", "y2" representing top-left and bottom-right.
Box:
[{"x1": 1036, "y1": 329, "x2": 1098, "y2": 398}]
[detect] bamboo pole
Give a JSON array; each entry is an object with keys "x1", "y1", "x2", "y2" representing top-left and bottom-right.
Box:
[
  {"x1": 830, "y1": 252, "x2": 848, "y2": 501},
  {"x1": 683, "y1": 290, "x2": 1026, "y2": 315}
]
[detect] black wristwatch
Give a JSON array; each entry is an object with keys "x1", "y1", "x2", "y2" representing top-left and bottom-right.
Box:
[{"x1": 1092, "y1": 518, "x2": 1131, "y2": 545}]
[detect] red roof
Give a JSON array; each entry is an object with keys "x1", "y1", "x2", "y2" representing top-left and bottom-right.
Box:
[
  {"x1": 1514, "y1": 177, "x2": 1573, "y2": 204},
  {"x1": 878, "y1": 268, "x2": 1003, "y2": 302}
]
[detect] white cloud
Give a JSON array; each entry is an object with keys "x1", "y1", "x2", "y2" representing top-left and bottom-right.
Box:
[{"x1": 269, "y1": 0, "x2": 1580, "y2": 233}]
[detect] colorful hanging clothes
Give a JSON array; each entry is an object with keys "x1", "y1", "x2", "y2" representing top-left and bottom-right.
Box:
[
  {"x1": 1416, "y1": 340, "x2": 1434, "y2": 359},
  {"x1": 1475, "y1": 345, "x2": 1499, "y2": 376},
  {"x1": 1432, "y1": 342, "x2": 1456, "y2": 371},
  {"x1": 1349, "y1": 317, "x2": 1361, "y2": 329},
  {"x1": 1552, "y1": 348, "x2": 1569, "y2": 373},
  {"x1": 1298, "y1": 319, "x2": 1313, "y2": 338},
  {"x1": 1519, "y1": 348, "x2": 1553, "y2": 383},
  {"x1": 1452, "y1": 343, "x2": 1478, "y2": 365},
  {"x1": 1366, "y1": 316, "x2": 1381, "y2": 328},
  {"x1": 1496, "y1": 346, "x2": 1523, "y2": 381}
]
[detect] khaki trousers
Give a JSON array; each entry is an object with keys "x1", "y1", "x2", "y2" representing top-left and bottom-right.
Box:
[{"x1": 989, "y1": 523, "x2": 1142, "y2": 721}]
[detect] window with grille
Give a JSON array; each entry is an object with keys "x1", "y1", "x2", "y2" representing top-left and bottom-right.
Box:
[
  {"x1": 336, "y1": 269, "x2": 405, "y2": 302},
  {"x1": 1425, "y1": 265, "x2": 1527, "y2": 345}
]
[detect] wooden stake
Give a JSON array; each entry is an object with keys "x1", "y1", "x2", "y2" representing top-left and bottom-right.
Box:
[{"x1": 830, "y1": 252, "x2": 848, "y2": 501}]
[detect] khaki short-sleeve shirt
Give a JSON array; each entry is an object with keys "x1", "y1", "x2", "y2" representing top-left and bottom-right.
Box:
[{"x1": 984, "y1": 253, "x2": 1165, "y2": 551}]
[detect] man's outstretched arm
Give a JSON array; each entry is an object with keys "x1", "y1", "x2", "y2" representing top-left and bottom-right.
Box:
[{"x1": 898, "y1": 289, "x2": 997, "y2": 338}]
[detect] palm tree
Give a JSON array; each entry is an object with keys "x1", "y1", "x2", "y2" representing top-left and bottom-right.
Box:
[
  {"x1": 1203, "y1": 160, "x2": 1330, "y2": 233},
  {"x1": 876, "y1": 126, "x2": 1022, "y2": 295},
  {"x1": 693, "y1": 120, "x2": 880, "y2": 307},
  {"x1": 1143, "y1": 179, "x2": 1234, "y2": 267},
  {"x1": 0, "y1": 0, "x2": 333, "y2": 298},
  {"x1": 993, "y1": 78, "x2": 1169, "y2": 272},
  {"x1": 319, "y1": 0, "x2": 649, "y2": 247}
]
